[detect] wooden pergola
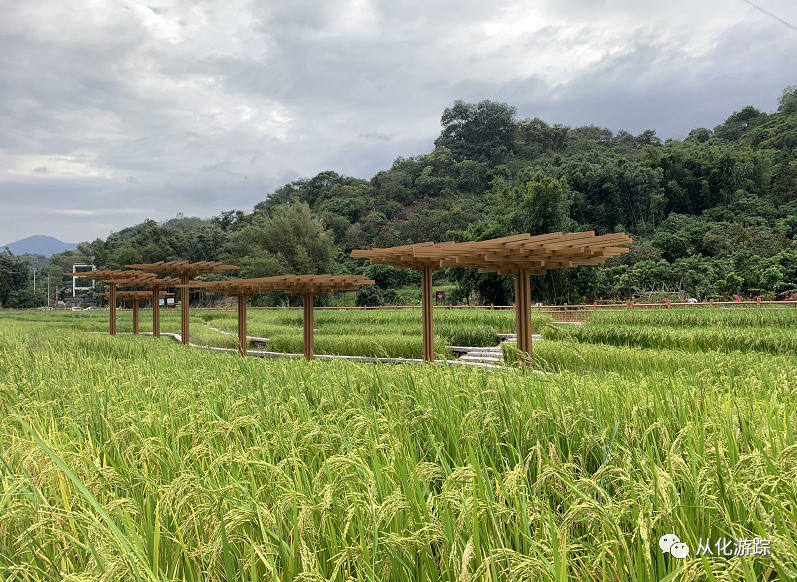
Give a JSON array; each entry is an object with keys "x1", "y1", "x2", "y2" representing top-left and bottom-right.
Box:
[
  {"x1": 95, "y1": 290, "x2": 168, "y2": 335},
  {"x1": 69, "y1": 270, "x2": 181, "y2": 337},
  {"x1": 68, "y1": 270, "x2": 154, "y2": 335},
  {"x1": 182, "y1": 274, "x2": 374, "y2": 358},
  {"x1": 134, "y1": 277, "x2": 181, "y2": 338},
  {"x1": 126, "y1": 261, "x2": 239, "y2": 345},
  {"x1": 352, "y1": 231, "x2": 632, "y2": 361}
]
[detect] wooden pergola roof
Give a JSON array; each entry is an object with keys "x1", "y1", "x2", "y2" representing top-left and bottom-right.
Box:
[
  {"x1": 352, "y1": 231, "x2": 632, "y2": 275},
  {"x1": 95, "y1": 290, "x2": 168, "y2": 301},
  {"x1": 181, "y1": 274, "x2": 375, "y2": 296},
  {"x1": 125, "y1": 261, "x2": 239, "y2": 276},
  {"x1": 351, "y1": 231, "x2": 632, "y2": 362},
  {"x1": 69, "y1": 269, "x2": 155, "y2": 282},
  {"x1": 68, "y1": 269, "x2": 180, "y2": 288}
]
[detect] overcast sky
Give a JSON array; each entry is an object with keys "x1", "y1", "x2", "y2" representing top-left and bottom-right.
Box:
[{"x1": 1, "y1": 0, "x2": 795, "y2": 245}]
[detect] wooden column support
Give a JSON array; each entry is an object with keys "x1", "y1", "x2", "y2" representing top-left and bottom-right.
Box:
[
  {"x1": 303, "y1": 293, "x2": 314, "y2": 360},
  {"x1": 238, "y1": 293, "x2": 247, "y2": 357},
  {"x1": 181, "y1": 272, "x2": 189, "y2": 344},
  {"x1": 421, "y1": 265, "x2": 434, "y2": 361},
  {"x1": 109, "y1": 283, "x2": 117, "y2": 336},
  {"x1": 152, "y1": 288, "x2": 160, "y2": 338},
  {"x1": 514, "y1": 268, "x2": 532, "y2": 363},
  {"x1": 133, "y1": 300, "x2": 139, "y2": 335}
]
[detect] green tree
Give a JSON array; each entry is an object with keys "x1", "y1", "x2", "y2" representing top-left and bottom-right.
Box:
[
  {"x1": 435, "y1": 100, "x2": 518, "y2": 163},
  {"x1": 497, "y1": 172, "x2": 573, "y2": 236},
  {"x1": 225, "y1": 202, "x2": 333, "y2": 275}
]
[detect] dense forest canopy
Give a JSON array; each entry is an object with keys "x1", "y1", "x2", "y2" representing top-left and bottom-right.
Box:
[{"x1": 3, "y1": 86, "x2": 796, "y2": 307}]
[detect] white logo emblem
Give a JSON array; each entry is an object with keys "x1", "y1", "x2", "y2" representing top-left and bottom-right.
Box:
[{"x1": 659, "y1": 534, "x2": 690, "y2": 559}]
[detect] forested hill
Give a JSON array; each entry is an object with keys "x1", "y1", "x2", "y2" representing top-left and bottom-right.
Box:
[{"x1": 4, "y1": 86, "x2": 796, "y2": 308}]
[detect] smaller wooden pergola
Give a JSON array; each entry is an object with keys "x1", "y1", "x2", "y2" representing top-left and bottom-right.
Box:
[
  {"x1": 134, "y1": 276, "x2": 181, "y2": 338},
  {"x1": 69, "y1": 270, "x2": 180, "y2": 337},
  {"x1": 69, "y1": 270, "x2": 154, "y2": 335},
  {"x1": 126, "y1": 261, "x2": 239, "y2": 345},
  {"x1": 353, "y1": 231, "x2": 632, "y2": 361},
  {"x1": 182, "y1": 274, "x2": 374, "y2": 358},
  {"x1": 95, "y1": 290, "x2": 168, "y2": 335}
]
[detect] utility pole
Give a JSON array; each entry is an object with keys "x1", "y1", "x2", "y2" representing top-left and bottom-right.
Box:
[{"x1": 33, "y1": 269, "x2": 36, "y2": 293}]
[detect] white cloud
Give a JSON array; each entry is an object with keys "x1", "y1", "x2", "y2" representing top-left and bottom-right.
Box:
[{"x1": 0, "y1": 0, "x2": 795, "y2": 243}]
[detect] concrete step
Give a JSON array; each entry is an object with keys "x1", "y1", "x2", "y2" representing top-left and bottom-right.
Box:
[
  {"x1": 448, "y1": 345, "x2": 504, "y2": 354},
  {"x1": 464, "y1": 351, "x2": 504, "y2": 358},
  {"x1": 460, "y1": 355, "x2": 503, "y2": 363},
  {"x1": 499, "y1": 335, "x2": 543, "y2": 343}
]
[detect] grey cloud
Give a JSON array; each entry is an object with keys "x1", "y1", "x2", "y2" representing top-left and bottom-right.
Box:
[
  {"x1": 32, "y1": 167, "x2": 47, "y2": 173},
  {"x1": 358, "y1": 133, "x2": 392, "y2": 142},
  {"x1": 1, "y1": 0, "x2": 795, "y2": 243}
]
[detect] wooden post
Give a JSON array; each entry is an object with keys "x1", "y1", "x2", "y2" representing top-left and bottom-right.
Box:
[
  {"x1": 757, "y1": 296, "x2": 762, "y2": 307},
  {"x1": 421, "y1": 265, "x2": 434, "y2": 361},
  {"x1": 303, "y1": 292, "x2": 314, "y2": 360},
  {"x1": 564, "y1": 303, "x2": 568, "y2": 322},
  {"x1": 238, "y1": 293, "x2": 247, "y2": 357},
  {"x1": 710, "y1": 299, "x2": 715, "y2": 308},
  {"x1": 152, "y1": 288, "x2": 160, "y2": 338},
  {"x1": 667, "y1": 300, "x2": 672, "y2": 310},
  {"x1": 109, "y1": 283, "x2": 117, "y2": 336},
  {"x1": 181, "y1": 273, "x2": 189, "y2": 344},
  {"x1": 514, "y1": 268, "x2": 532, "y2": 362},
  {"x1": 133, "y1": 300, "x2": 139, "y2": 335}
]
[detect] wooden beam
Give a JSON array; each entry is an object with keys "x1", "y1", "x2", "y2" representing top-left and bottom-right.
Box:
[
  {"x1": 109, "y1": 283, "x2": 116, "y2": 336},
  {"x1": 152, "y1": 287, "x2": 160, "y2": 338},
  {"x1": 238, "y1": 293, "x2": 247, "y2": 357},
  {"x1": 303, "y1": 292, "x2": 314, "y2": 360},
  {"x1": 133, "y1": 300, "x2": 139, "y2": 335},
  {"x1": 515, "y1": 268, "x2": 532, "y2": 363},
  {"x1": 422, "y1": 265, "x2": 434, "y2": 361},
  {"x1": 181, "y1": 272, "x2": 189, "y2": 345}
]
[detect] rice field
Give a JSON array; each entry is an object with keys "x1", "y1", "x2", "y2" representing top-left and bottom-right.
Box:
[
  {"x1": 0, "y1": 309, "x2": 548, "y2": 359},
  {"x1": 1, "y1": 307, "x2": 796, "y2": 581}
]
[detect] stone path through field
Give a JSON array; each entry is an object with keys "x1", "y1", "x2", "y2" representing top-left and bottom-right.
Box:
[{"x1": 448, "y1": 333, "x2": 544, "y2": 364}]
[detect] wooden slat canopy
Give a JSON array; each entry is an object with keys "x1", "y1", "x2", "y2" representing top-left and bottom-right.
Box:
[
  {"x1": 181, "y1": 274, "x2": 374, "y2": 358},
  {"x1": 125, "y1": 261, "x2": 239, "y2": 345},
  {"x1": 352, "y1": 231, "x2": 632, "y2": 362},
  {"x1": 124, "y1": 260, "x2": 240, "y2": 276},
  {"x1": 95, "y1": 291, "x2": 168, "y2": 300}
]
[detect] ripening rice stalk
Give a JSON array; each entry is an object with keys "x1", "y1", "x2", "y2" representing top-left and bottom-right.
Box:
[
  {"x1": 591, "y1": 306, "x2": 797, "y2": 329},
  {"x1": 545, "y1": 323, "x2": 797, "y2": 355},
  {"x1": 1, "y1": 317, "x2": 796, "y2": 581}
]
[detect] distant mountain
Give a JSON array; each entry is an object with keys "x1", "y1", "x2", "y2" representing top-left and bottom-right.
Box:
[{"x1": 3, "y1": 235, "x2": 78, "y2": 256}]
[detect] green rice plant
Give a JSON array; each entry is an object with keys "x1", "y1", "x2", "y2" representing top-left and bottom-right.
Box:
[
  {"x1": 591, "y1": 306, "x2": 797, "y2": 328},
  {"x1": 1, "y1": 320, "x2": 795, "y2": 580},
  {"x1": 545, "y1": 323, "x2": 797, "y2": 356},
  {"x1": 503, "y1": 336, "x2": 797, "y2": 381},
  {"x1": 266, "y1": 333, "x2": 450, "y2": 359}
]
